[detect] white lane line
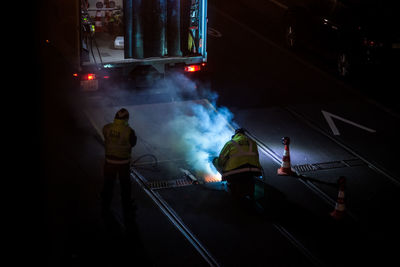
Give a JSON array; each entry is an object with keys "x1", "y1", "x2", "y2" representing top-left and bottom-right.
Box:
[{"x1": 269, "y1": 0, "x2": 288, "y2": 10}]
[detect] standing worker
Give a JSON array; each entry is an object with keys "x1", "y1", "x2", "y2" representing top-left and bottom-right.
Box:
[
  {"x1": 101, "y1": 108, "x2": 137, "y2": 227},
  {"x1": 212, "y1": 128, "x2": 262, "y2": 202}
]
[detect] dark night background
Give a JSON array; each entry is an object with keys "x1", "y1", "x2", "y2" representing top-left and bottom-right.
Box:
[{"x1": 13, "y1": 0, "x2": 399, "y2": 266}]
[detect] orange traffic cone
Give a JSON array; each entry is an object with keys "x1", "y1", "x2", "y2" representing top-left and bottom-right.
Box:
[
  {"x1": 330, "y1": 176, "x2": 346, "y2": 220},
  {"x1": 277, "y1": 137, "x2": 295, "y2": 176}
]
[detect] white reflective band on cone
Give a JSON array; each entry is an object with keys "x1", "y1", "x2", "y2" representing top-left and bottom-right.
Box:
[
  {"x1": 282, "y1": 162, "x2": 290, "y2": 168},
  {"x1": 336, "y1": 203, "x2": 346, "y2": 211}
]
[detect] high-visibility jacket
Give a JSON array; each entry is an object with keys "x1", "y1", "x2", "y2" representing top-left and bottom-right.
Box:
[
  {"x1": 103, "y1": 119, "x2": 137, "y2": 164},
  {"x1": 217, "y1": 133, "x2": 261, "y2": 178}
]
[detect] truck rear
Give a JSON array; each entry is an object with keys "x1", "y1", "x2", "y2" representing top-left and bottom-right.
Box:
[{"x1": 74, "y1": 0, "x2": 207, "y2": 91}]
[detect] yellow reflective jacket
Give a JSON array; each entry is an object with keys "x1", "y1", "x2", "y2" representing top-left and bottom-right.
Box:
[
  {"x1": 217, "y1": 133, "x2": 261, "y2": 175},
  {"x1": 103, "y1": 119, "x2": 137, "y2": 163}
]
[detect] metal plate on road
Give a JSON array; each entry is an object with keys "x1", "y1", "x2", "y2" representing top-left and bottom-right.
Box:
[
  {"x1": 146, "y1": 178, "x2": 194, "y2": 190},
  {"x1": 293, "y1": 158, "x2": 366, "y2": 173}
]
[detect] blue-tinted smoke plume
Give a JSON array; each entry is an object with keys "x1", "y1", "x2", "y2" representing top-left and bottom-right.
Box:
[{"x1": 163, "y1": 73, "x2": 237, "y2": 180}]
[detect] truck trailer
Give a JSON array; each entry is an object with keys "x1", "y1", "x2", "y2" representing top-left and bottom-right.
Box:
[{"x1": 43, "y1": 0, "x2": 208, "y2": 91}]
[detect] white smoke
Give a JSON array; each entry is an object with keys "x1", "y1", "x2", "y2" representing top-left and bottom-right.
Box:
[
  {"x1": 161, "y1": 72, "x2": 238, "y2": 180},
  {"x1": 88, "y1": 70, "x2": 238, "y2": 181}
]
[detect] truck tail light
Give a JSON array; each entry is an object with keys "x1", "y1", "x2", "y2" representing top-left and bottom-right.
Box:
[
  {"x1": 73, "y1": 73, "x2": 98, "y2": 81},
  {"x1": 184, "y1": 64, "x2": 201, "y2": 72},
  {"x1": 73, "y1": 73, "x2": 111, "y2": 80},
  {"x1": 86, "y1": 73, "x2": 96, "y2": 80},
  {"x1": 362, "y1": 38, "x2": 382, "y2": 48}
]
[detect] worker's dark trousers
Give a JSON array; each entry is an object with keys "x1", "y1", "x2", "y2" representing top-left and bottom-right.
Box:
[
  {"x1": 101, "y1": 162, "x2": 134, "y2": 221},
  {"x1": 225, "y1": 173, "x2": 255, "y2": 200}
]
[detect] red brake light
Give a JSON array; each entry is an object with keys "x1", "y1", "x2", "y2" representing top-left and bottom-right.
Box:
[
  {"x1": 362, "y1": 38, "x2": 380, "y2": 47},
  {"x1": 364, "y1": 40, "x2": 375, "y2": 46},
  {"x1": 75, "y1": 73, "x2": 109, "y2": 80},
  {"x1": 184, "y1": 65, "x2": 201, "y2": 72}
]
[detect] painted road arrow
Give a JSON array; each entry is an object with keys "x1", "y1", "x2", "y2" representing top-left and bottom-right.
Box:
[{"x1": 321, "y1": 110, "x2": 376, "y2": 136}]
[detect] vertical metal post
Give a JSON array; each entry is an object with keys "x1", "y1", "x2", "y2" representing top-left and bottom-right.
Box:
[
  {"x1": 132, "y1": 0, "x2": 144, "y2": 58},
  {"x1": 158, "y1": 0, "x2": 167, "y2": 56},
  {"x1": 199, "y1": 0, "x2": 207, "y2": 60},
  {"x1": 144, "y1": 0, "x2": 167, "y2": 57},
  {"x1": 180, "y1": 0, "x2": 191, "y2": 56},
  {"x1": 124, "y1": 0, "x2": 134, "y2": 58},
  {"x1": 167, "y1": 0, "x2": 182, "y2": 56}
]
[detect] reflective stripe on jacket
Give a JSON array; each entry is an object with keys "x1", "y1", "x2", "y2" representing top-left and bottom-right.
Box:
[
  {"x1": 218, "y1": 133, "x2": 261, "y2": 172},
  {"x1": 103, "y1": 119, "x2": 136, "y2": 163}
]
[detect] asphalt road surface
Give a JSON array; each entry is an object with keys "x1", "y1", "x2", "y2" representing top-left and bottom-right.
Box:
[{"x1": 33, "y1": 1, "x2": 399, "y2": 266}]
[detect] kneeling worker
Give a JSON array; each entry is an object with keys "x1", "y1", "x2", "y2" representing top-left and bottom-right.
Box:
[{"x1": 213, "y1": 128, "x2": 262, "y2": 201}]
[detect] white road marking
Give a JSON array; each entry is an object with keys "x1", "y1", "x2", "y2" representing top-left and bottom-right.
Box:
[
  {"x1": 322, "y1": 110, "x2": 376, "y2": 135},
  {"x1": 208, "y1": 27, "x2": 222, "y2": 37},
  {"x1": 269, "y1": 0, "x2": 288, "y2": 10}
]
